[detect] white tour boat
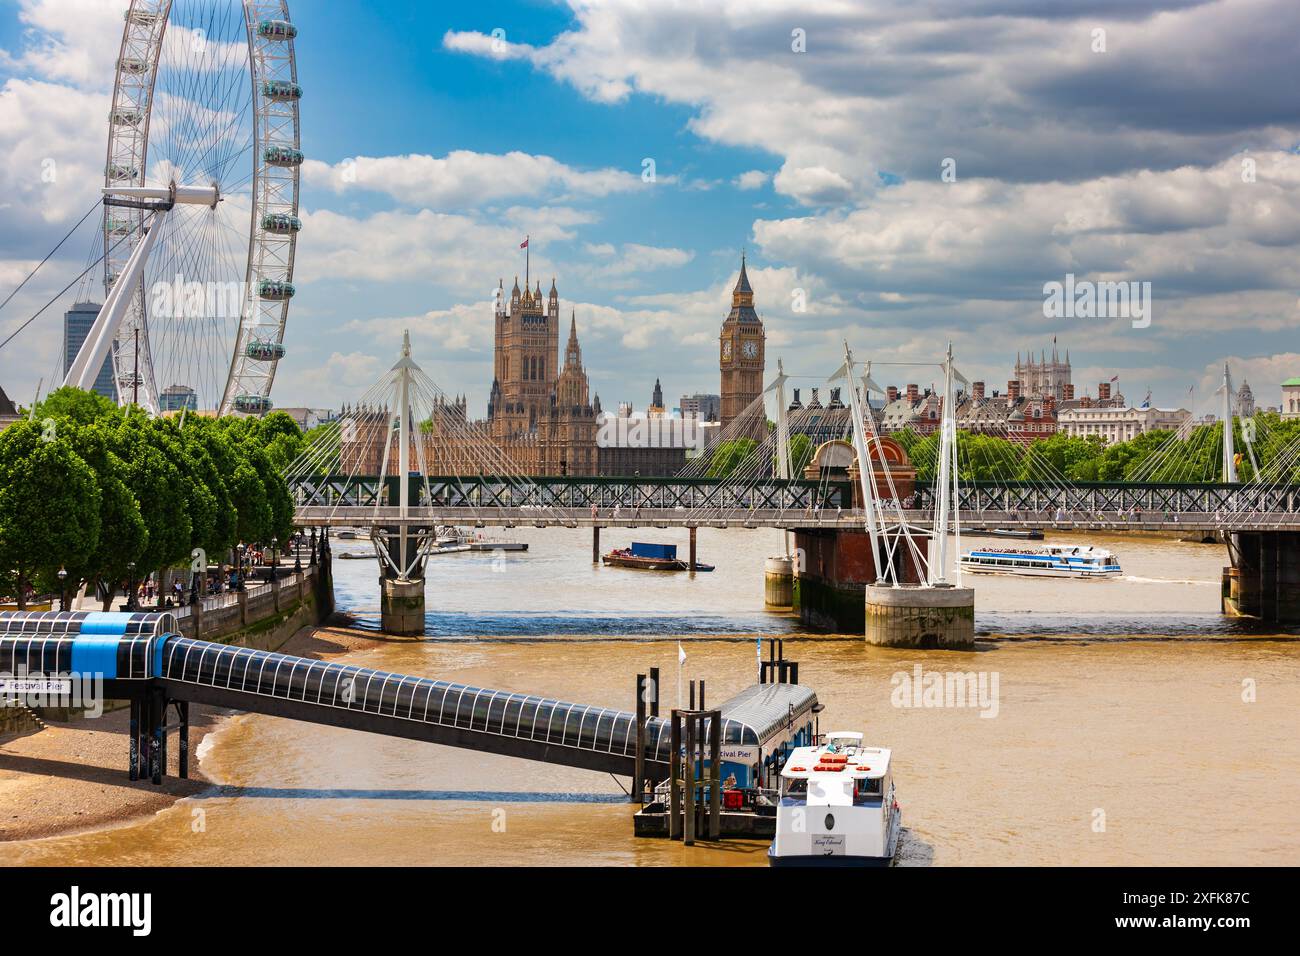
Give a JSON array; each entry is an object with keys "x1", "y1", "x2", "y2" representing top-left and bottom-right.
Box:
[
  {"x1": 959, "y1": 543, "x2": 1122, "y2": 578},
  {"x1": 768, "y1": 731, "x2": 900, "y2": 867}
]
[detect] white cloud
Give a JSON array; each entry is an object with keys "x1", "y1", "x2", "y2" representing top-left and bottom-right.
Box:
[
  {"x1": 2, "y1": 0, "x2": 128, "y2": 89},
  {"x1": 294, "y1": 204, "x2": 594, "y2": 295},
  {"x1": 0, "y1": 78, "x2": 109, "y2": 223},
  {"x1": 302, "y1": 151, "x2": 646, "y2": 209},
  {"x1": 735, "y1": 169, "x2": 769, "y2": 190},
  {"x1": 343, "y1": 301, "x2": 495, "y2": 355},
  {"x1": 281, "y1": 351, "x2": 384, "y2": 397},
  {"x1": 577, "y1": 243, "x2": 693, "y2": 281}
]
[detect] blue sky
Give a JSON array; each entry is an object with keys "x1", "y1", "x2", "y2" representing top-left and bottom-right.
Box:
[{"x1": 1, "y1": 0, "x2": 1299, "y2": 418}]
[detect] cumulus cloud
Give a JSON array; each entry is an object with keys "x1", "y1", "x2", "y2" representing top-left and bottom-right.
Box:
[
  {"x1": 576, "y1": 243, "x2": 693, "y2": 281},
  {"x1": 294, "y1": 204, "x2": 595, "y2": 294},
  {"x1": 281, "y1": 351, "x2": 384, "y2": 397},
  {"x1": 302, "y1": 150, "x2": 647, "y2": 209},
  {"x1": 445, "y1": 0, "x2": 1300, "y2": 203}
]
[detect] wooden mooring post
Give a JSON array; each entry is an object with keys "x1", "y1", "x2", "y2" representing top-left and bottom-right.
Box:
[
  {"x1": 633, "y1": 668, "x2": 664, "y2": 803},
  {"x1": 760, "y1": 638, "x2": 798, "y2": 685},
  {"x1": 668, "y1": 678, "x2": 722, "y2": 844}
]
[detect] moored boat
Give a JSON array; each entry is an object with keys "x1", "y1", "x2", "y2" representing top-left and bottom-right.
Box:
[
  {"x1": 959, "y1": 543, "x2": 1121, "y2": 578},
  {"x1": 602, "y1": 542, "x2": 714, "y2": 572},
  {"x1": 768, "y1": 731, "x2": 900, "y2": 867},
  {"x1": 962, "y1": 527, "x2": 1044, "y2": 540}
]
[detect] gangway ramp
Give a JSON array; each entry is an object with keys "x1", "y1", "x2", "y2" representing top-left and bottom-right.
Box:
[{"x1": 0, "y1": 613, "x2": 817, "y2": 782}]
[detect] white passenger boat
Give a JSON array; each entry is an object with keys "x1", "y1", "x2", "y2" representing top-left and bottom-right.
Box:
[
  {"x1": 959, "y1": 544, "x2": 1121, "y2": 578},
  {"x1": 768, "y1": 732, "x2": 900, "y2": 867}
]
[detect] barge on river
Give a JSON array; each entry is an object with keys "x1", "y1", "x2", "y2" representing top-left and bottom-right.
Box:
[{"x1": 603, "y1": 542, "x2": 713, "y2": 572}]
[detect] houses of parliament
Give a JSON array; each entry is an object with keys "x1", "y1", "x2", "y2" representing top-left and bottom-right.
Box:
[{"x1": 341, "y1": 255, "x2": 765, "y2": 477}]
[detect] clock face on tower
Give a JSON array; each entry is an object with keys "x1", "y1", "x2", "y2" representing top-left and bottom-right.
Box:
[{"x1": 742, "y1": 340, "x2": 758, "y2": 359}]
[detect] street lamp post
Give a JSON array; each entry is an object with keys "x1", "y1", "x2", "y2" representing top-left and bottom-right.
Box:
[
  {"x1": 294, "y1": 530, "x2": 303, "y2": 573},
  {"x1": 271, "y1": 537, "x2": 279, "y2": 579},
  {"x1": 126, "y1": 561, "x2": 137, "y2": 610},
  {"x1": 57, "y1": 566, "x2": 68, "y2": 612},
  {"x1": 236, "y1": 543, "x2": 246, "y2": 591}
]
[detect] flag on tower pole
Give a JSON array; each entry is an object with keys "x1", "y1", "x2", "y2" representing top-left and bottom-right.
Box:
[
  {"x1": 1110, "y1": 375, "x2": 1119, "y2": 383},
  {"x1": 520, "y1": 236, "x2": 528, "y2": 249}
]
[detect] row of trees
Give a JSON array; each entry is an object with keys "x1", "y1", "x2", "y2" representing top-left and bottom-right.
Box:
[
  {"x1": 0, "y1": 387, "x2": 304, "y2": 610},
  {"x1": 704, "y1": 432, "x2": 815, "y2": 479},
  {"x1": 895, "y1": 414, "x2": 1300, "y2": 483},
  {"x1": 700, "y1": 412, "x2": 1300, "y2": 485}
]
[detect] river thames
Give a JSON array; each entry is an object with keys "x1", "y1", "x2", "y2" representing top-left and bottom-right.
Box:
[{"x1": 2, "y1": 527, "x2": 1297, "y2": 866}]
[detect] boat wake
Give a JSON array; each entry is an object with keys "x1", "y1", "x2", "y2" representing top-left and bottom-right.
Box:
[{"x1": 1122, "y1": 575, "x2": 1217, "y2": 585}]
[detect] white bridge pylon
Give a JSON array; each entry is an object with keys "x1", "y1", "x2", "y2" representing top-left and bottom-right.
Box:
[
  {"x1": 831, "y1": 341, "x2": 966, "y2": 588},
  {"x1": 63, "y1": 182, "x2": 221, "y2": 412}
]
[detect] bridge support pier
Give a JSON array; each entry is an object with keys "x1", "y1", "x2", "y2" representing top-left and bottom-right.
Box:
[
  {"x1": 380, "y1": 577, "x2": 425, "y2": 636},
  {"x1": 792, "y1": 528, "x2": 928, "y2": 632},
  {"x1": 1224, "y1": 531, "x2": 1300, "y2": 623},
  {"x1": 764, "y1": 555, "x2": 794, "y2": 608},
  {"x1": 865, "y1": 584, "x2": 975, "y2": 649}
]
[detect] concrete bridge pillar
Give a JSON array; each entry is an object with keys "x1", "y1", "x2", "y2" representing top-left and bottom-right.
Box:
[
  {"x1": 865, "y1": 584, "x2": 975, "y2": 649},
  {"x1": 792, "y1": 528, "x2": 928, "y2": 632},
  {"x1": 764, "y1": 555, "x2": 794, "y2": 608},
  {"x1": 1224, "y1": 531, "x2": 1300, "y2": 623},
  {"x1": 380, "y1": 577, "x2": 425, "y2": 636}
]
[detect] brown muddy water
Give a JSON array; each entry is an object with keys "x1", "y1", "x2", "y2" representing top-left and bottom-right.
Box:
[{"x1": 2, "y1": 527, "x2": 1297, "y2": 866}]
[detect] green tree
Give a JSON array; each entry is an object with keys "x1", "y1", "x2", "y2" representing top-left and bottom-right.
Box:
[
  {"x1": 56, "y1": 421, "x2": 148, "y2": 609},
  {"x1": 112, "y1": 414, "x2": 192, "y2": 578},
  {"x1": 35, "y1": 386, "x2": 118, "y2": 425},
  {"x1": 787, "y1": 433, "x2": 814, "y2": 477},
  {"x1": 1017, "y1": 432, "x2": 1104, "y2": 482},
  {"x1": 707, "y1": 437, "x2": 758, "y2": 477},
  {"x1": 0, "y1": 420, "x2": 101, "y2": 609}
]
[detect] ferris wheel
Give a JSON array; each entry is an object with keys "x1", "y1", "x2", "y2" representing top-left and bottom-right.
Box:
[{"x1": 65, "y1": 0, "x2": 301, "y2": 416}]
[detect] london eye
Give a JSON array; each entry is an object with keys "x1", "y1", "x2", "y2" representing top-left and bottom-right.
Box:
[{"x1": 64, "y1": 0, "x2": 302, "y2": 415}]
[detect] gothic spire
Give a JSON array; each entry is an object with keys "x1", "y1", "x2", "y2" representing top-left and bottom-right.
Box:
[{"x1": 733, "y1": 251, "x2": 753, "y2": 295}]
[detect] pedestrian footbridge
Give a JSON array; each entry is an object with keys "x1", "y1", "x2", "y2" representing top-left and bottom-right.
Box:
[{"x1": 0, "y1": 612, "x2": 816, "y2": 785}]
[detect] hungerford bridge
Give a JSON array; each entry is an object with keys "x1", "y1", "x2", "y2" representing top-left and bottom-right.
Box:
[{"x1": 284, "y1": 335, "x2": 1300, "y2": 640}]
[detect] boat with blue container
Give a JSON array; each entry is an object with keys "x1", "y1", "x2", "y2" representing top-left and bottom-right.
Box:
[
  {"x1": 602, "y1": 541, "x2": 714, "y2": 572},
  {"x1": 959, "y1": 543, "x2": 1122, "y2": 578}
]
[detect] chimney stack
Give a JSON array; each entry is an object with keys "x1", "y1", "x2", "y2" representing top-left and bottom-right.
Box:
[
  {"x1": 1098, "y1": 382, "x2": 1111, "y2": 401},
  {"x1": 906, "y1": 383, "x2": 919, "y2": 403},
  {"x1": 1007, "y1": 379, "x2": 1021, "y2": 402},
  {"x1": 1063, "y1": 383, "x2": 1075, "y2": 401},
  {"x1": 886, "y1": 385, "x2": 899, "y2": 403},
  {"x1": 973, "y1": 380, "x2": 986, "y2": 401}
]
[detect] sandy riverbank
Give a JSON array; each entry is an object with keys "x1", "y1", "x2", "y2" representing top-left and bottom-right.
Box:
[{"x1": 0, "y1": 622, "x2": 383, "y2": 844}]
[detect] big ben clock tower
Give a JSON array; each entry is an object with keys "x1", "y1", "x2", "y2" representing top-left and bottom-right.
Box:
[{"x1": 719, "y1": 253, "x2": 766, "y2": 433}]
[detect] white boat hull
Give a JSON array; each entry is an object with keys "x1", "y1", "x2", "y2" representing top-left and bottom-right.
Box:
[
  {"x1": 768, "y1": 807, "x2": 901, "y2": 867},
  {"x1": 959, "y1": 561, "x2": 1120, "y2": 579}
]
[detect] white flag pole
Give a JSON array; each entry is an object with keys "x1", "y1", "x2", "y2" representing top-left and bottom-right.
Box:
[{"x1": 677, "y1": 642, "x2": 686, "y2": 710}]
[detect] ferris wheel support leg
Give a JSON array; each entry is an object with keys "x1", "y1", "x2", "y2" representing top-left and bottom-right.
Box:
[{"x1": 63, "y1": 211, "x2": 165, "y2": 396}]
